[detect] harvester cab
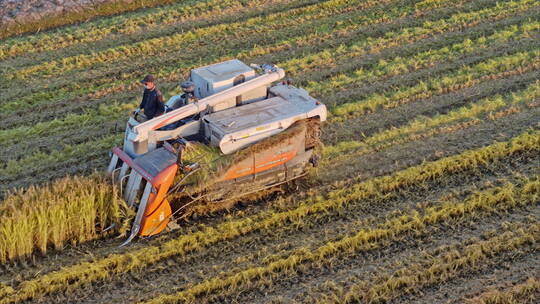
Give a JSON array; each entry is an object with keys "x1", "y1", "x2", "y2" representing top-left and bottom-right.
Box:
[{"x1": 107, "y1": 59, "x2": 327, "y2": 245}]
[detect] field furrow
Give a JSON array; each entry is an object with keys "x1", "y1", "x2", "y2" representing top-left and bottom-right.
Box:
[
  {"x1": 220, "y1": 206, "x2": 540, "y2": 304},
  {"x1": 142, "y1": 178, "x2": 540, "y2": 303},
  {"x1": 0, "y1": 0, "x2": 462, "y2": 107},
  {"x1": 4, "y1": 0, "x2": 392, "y2": 80},
  {"x1": 409, "y1": 253, "x2": 539, "y2": 304},
  {"x1": 315, "y1": 222, "x2": 539, "y2": 304},
  {"x1": 463, "y1": 277, "x2": 540, "y2": 304},
  {"x1": 0, "y1": 0, "x2": 318, "y2": 61},
  {"x1": 324, "y1": 80, "x2": 540, "y2": 159},
  {"x1": 326, "y1": 46, "x2": 540, "y2": 114},
  {"x1": 0, "y1": 0, "x2": 521, "y2": 110},
  {"x1": 38, "y1": 154, "x2": 539, "y2": 303},
  {"x1": 1, "y1": 44, "x2": 536, "y2": 191},
  {"x1": 0, "y1": 0, "x2": 280, "y2": 40},
  {"x1": 2, "y1": 18, "x2": 538, "y2": 168},
  {"x1": 0, "y1": 129, "x2": 537, "y2": 303},
  {"x1": 3, "y1": 17, "x2": 536, "y2": 153}
]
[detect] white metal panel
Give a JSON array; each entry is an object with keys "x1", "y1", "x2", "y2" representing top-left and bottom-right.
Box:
[
  {"x1": 120, "y1": 181, "x2": 152, "y2": 246},
  {"x1": 119, "y1": 162, "x2": 129, "y2": 182},
  {"x1": 125, "y1": 172, "x2": 143, "y2": 207},
  {"x1": 107, "y1": 154, "x2": 119, "y2": 173},
  {"x1": 192, "y1": 59, "x2": 254, "y2": 84},
  {"x1": 203, "y1": 85, "x2": 326, "y2": 154},
  {"x1": 191, "y1": 59, "x2": 255, "y2": 98},
  {"x1": 204, "y1": 97, "x2": 294, "y2": 133}
]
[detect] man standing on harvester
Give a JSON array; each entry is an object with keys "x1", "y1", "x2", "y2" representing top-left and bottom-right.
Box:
[{"x1": 136, "y1": 74, "x2": 165, "y2": 120}]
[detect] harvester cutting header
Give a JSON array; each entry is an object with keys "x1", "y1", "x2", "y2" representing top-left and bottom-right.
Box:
[{"x1": 107, "y1": 59, "x2": 327, "y2": 245}]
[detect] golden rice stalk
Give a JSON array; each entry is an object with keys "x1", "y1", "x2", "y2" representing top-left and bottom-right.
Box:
[{"x1": 0, "y1": 173, "x2": 128, "y2": 263}]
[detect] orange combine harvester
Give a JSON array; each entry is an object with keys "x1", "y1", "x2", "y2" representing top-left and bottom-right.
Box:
[{"x1": 107, "y1": 60, "x2": 327, "y2": 245}]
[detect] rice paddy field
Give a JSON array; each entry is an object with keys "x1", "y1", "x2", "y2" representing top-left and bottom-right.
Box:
[{"x1": 0, "y1": 0, "x2": 539, "y2": 302}]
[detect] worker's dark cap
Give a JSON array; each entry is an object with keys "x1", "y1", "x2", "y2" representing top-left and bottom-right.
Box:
[{"x1": 140, "y1": 74, "x2": 155, "y2": 84}]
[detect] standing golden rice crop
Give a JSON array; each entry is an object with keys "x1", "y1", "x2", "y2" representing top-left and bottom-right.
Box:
[{"x1": 0, "y1": 174, "x2": 128, "y2": 263}]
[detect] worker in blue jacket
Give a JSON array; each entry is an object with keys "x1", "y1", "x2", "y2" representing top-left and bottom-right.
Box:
[{"x1": 135, "y1": 74, "x2": 165, "y2": 120}]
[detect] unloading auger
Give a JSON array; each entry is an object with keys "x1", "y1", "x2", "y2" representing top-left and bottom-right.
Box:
[{"x1": 107, "y1": 60, "x2": 327, "y2": 245}]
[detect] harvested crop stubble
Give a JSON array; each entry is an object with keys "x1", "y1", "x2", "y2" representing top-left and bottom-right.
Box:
[
  {"x1": 0, "y1": 0, "x2": 310, "y2": 59},
  {"x1": 1, "y1": 23, "x2": 522, "y2": 154},
  {"x1": 2, "y1": 44, "x2": 535, "y2": 183},
  {"x1": 0, "y1": 130, "x2": 537, "y2": 304},
  {"x1": 0, "y1": 0, "x2": 511, "y2": 116},
  {"x1": 324, "y1": 80, "x2": 540, "y2": 158},
  {"x1": 324, "y1": 222, "x2": 540, "y2": 303},
  {"x1": 4, "y1": 16, "x2": 535, "y2": 149},
  {"x1": 0, "y1": 0, "x2": 498, "y2": 100},
  {"x1": 143, "y1": 177, "x2": 540, "y2": 303},
  {"x1": 0, "y1": 174, "x2": 128, "y2": 263},
  {"x1": 466, "y1": 277, "x2": 540, "y2": 304},
  {"x1": 0, "y1": 0, "x2": 403, "y2": 117},
  {"x1": 0, "y1": 0, "x2": 539, "y2": 303},
  {"x1": 0, "y1": 37, "x2": 534, "y2": 182},
  {"x1": 15, "y1": 22, "x2": 529, "y2": 143},
  {"x1": 329, "y1": 48, "x2": 540, "y2": 117},
  {"x1": 0, "y1": 0, "x2": 464, "y2": 60},
  {"x1": 0, "y1": 133, "x2": 122, "y2": 181},
  {"x1": 301, "y1": 12, "x2": 540, "y2": 90},
  {"x1": 0, "y1": 0, "x2": 498, "y2": 96},
  {"x1": 7, "y1": 0, "x2": 371, "y2": 80},
  {"x1": 320, "y1": 20, "x2": 540, "y2": 115}
]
